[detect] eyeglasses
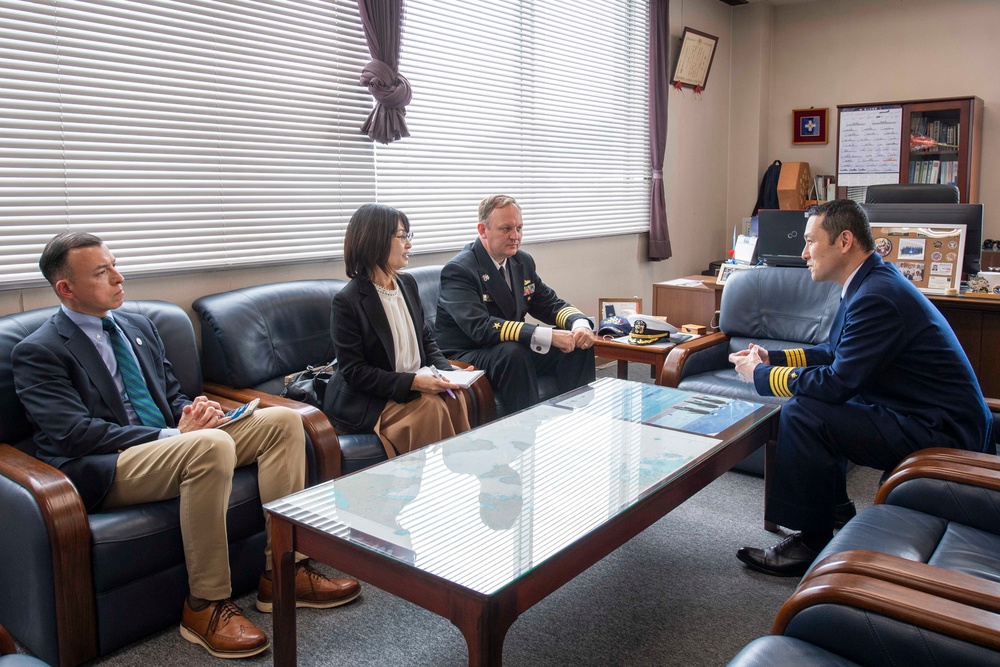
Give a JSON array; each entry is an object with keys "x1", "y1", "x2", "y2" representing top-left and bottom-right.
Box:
[{"x1": 394, "y1": 231, "x2": 414, "y2": 242}]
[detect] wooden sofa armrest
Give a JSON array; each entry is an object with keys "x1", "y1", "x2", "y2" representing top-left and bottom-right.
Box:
[
  {"x1": 658, "y1": 332, "x2": 730, "y2": 387},
  {"x1": 0, "y1": 444, "x2": 98, "y2": 665},
  {"x1": 204, "y1": 383, "x2": 343, "y2": 481},
  {"x1": 806, "y1": 550, "x2": 1000, "y2": 614},
  {"x1": 447, "y1": 360, "x2": 496, "y2": 426},
  {"x1": 896, "y1": 447, "x2": 1000, "y2": 473},
  {"x1": 876, "y1": 458, "x2": 1000, "y2": 504},
  {"x1": 773, "y1": 572, "x2": 1000, "y2": 651},
  {"x1": 0, "y1": 624, "x2": 17, "y2": 655}
]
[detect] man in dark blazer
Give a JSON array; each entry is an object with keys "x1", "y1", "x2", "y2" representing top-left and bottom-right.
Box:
[
  {"x1": 435, "y1": 195, "x2": 596, "y2": 413},
  {"x1": 731, "y1": 199, "x2": 994, "y2": 577},
  {"x1": 12, "y1": 232, "x2": 360, "y2": 659}
]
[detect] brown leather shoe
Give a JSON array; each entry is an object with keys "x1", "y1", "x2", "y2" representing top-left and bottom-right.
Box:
[
  {"x1": 256, "y1": 561, "x2": 361, "y2": 613},
  {"x1": 179, "y1": 598, "x2": 269, "y2": 659}
]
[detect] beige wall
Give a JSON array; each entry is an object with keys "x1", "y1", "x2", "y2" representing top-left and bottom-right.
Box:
[{"x1": 740, "y1": 0, "x2": 999, "y2": 240}]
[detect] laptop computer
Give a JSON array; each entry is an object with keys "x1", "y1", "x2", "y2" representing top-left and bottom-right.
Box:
[{"x1": 756, "y1": 209, "x2": 809, "y2": 267}]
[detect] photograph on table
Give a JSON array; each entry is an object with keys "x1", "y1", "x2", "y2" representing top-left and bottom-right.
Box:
[
  {"x1": 598, "y1": 297, "x2": 642, "y2": 321},
  {"x1": 716, "y1": 263, "x2": 755, "y2": 285}
]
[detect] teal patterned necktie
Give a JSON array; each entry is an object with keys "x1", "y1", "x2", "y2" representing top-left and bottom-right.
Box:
[{"x1": 101, "y1": 317, "x2": 168, "y2": 429}]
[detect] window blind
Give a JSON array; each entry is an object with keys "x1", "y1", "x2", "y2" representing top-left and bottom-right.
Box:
[
  {"x1": 376, "y1": 0, "x2": 650, "y2": 252},
  {"x1": 0, "y1": 0, "x2": 649, "y2": 288},
  {"x1": 0, "y1": 0, "x2": 374, "y2": 287}
]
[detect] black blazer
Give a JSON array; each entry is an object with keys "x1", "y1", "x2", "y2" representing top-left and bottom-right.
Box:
[
  {"x1": 12, "y1": 309, "x2": 190, "y2": 510},
  {"x1": 434, "y1": 238, "x2": 588, "y2": 356},
  {"x1": 324, "y1": 273, "x2": 451, "y2": 433}
]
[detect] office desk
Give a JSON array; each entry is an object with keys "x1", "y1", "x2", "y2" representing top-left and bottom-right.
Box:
[
  {"x1": 652, "y1": 276, "x2": 723, "y2": 330},
  {"x1": 927, "y1": 293, "x2": 1000, "y2": 398}
]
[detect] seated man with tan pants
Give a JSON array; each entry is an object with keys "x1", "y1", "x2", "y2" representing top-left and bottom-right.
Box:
[{"x1": 13, "y1": 232, "x2": 361, "y2": 659}]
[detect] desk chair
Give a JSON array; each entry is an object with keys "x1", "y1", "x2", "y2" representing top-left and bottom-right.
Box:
[{"x1": 864, "y1": 183, "x2": 960, "y2": 203}]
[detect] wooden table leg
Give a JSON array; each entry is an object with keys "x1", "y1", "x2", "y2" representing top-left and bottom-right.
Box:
[
  {"x1": 453, "y1": 597, "x2": 516, "y2": 667},
  {"x1": 270, "y1": 516, "x2": 298, "y2": 667},
  {"x1": 616, "y1": 360, "x2": 628, "y2": 379}
]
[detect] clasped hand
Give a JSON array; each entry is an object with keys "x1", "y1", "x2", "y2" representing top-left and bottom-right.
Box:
[
  {"x1": 728, "y1": 344, "x2": 769, "y2": 383},
  {"x1": 178, "y1": 395, "x2": 227, "y2": 432},
  {"x1": 552, "y1": 328, "x2": 596, "y2": 353}
]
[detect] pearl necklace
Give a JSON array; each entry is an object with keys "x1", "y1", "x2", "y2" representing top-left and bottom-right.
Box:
[{"x1": 374, "y1": 281, "x2": 398, "y2": 298}]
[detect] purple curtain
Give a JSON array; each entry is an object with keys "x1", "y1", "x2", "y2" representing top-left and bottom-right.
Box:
[
  {"x1": 648, "y1": 0, "x2": 672, "y2": 260},
  {"x1": 357, "y1": 0, "x2": 411, "y2": 144}
]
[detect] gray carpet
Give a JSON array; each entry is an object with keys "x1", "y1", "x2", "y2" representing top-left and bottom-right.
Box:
[{"x1": 25, "y1": 362, "x2": 884, "y2": 666}]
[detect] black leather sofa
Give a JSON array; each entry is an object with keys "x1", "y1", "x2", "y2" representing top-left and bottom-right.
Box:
[
  {"x1": 193, "y1": 273, "x2": 496, "y2": 476},
  {"x1": 0, "y1": 300, "x2": 336, "y2": 667},
  {"x1": 727, "y1": 448, "x2": 1000, "y2": 666},
  {"x1": 659, "y1": 266, "x2": 841, "y2": 474}
]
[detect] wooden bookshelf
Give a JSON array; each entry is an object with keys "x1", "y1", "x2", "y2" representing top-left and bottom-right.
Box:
[{"x1": 836, "y1": 96, "x2": 983, "y2": 203}]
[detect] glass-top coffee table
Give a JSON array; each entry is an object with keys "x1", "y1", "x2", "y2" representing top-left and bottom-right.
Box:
[{"x1": 266, "y1": 378, "x2": 778, "y2": 666}]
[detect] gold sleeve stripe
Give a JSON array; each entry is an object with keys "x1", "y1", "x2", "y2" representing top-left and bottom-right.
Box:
[
  {"x1": 556, "y1": 306, "x2": 584, "y2": 329},
  {"x1": 784, "y1": 348, "x2": 807, "y2": 368},
  {"x1": 767, "y1": 367, "x2": 795, "y2": 398},
  {"x1": 499, "y1": 321, "x2": 524, "y2": 342}
]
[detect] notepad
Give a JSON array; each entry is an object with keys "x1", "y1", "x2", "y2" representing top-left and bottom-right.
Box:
[{"x1": 416, "y1": 367, "x2": 485, "y2": 388}]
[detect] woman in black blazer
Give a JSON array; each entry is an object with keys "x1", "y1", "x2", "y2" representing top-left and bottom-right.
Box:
[{"x1": 323, "y1": 204, "x2": 470, "y2": 457}]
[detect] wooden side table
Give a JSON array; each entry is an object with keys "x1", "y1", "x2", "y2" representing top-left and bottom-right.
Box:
[
  {"x1": 652, "y1": 276, "x2": 723, "y2": 331},
  {"x1": 593, "y1": 337, "x2": 674, "y2": 381}
]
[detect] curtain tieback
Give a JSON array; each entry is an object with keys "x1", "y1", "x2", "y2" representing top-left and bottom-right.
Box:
[
  {"x1": 360, "y1": 59, "x2": 412, "y2": 108},
  {"x1": 652, "y1": 169, "x2": 663, "y2": 179}
]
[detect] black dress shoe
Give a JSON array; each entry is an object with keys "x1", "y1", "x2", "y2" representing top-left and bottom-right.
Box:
[
  {"x1": 736, "y1": 533, "x2": 819, "y2": 577},
  {"x1": 834, "y1": 500, "x2": 857, "y2": 529}
]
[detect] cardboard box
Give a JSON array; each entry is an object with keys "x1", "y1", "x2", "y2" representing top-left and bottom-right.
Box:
[{"x1": 777, "y1": 162, "x2": 812, "y2": 210}]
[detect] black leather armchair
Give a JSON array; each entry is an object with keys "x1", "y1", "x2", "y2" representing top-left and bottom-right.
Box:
[
  {"x1": 0, "y1": 300, "x2": 331, "y2": 667},
  {"x1": 659, "y1": 266, "x2": 840, "y2": 474},
  {"x1": 193, "y1": 277, "x2": 495, "y2": 476},
  {"x1": 864, "y1": 183, "x2": 960, "y2": 203},
  {"x1": 727, "y1": 569, "x2": 1000, "y2": 666},
  {"x1": 193, "y1": 280, "x2": 389, "y2": 478}
]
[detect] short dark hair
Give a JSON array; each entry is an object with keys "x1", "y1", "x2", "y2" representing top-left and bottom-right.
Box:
[
  {"x1": 39, "y1": 232, "x2": 105, "y2": 286},
  {"x1": 343, "y1": 204, "x2": 410, "y2": 280},
  {"x1": 478, "y1": 195, "x2": 520, "y2": 224},
  {"x1": 811, "y1": 199, "x2": 875, "y2": 253}
]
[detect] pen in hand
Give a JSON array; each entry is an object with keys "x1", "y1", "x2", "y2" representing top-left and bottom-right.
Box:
[{"x1": 430, "y1": 366, "x2": 457, "y2": 399}]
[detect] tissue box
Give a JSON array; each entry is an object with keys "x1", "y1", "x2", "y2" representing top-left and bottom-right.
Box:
[{"x1": 777, "y1": 162, "x2": 812, "y2": 210}]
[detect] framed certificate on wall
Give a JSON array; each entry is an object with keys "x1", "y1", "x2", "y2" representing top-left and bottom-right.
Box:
[{"x1": 672, "y1": 28, "x2": 719, "y2": 90}]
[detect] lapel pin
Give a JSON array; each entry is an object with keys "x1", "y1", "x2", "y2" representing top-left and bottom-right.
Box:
[
  {"x1": 135, "y1": 338, "x2": 143, "y2": 346},
  {"x1": 482, "y1": 273, "x2": 489, "y2": 282}
]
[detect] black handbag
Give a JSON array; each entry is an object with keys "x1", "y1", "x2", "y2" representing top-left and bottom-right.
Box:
[{"x1": 280, "y1": 360, "x2": 337, "y2": 408}]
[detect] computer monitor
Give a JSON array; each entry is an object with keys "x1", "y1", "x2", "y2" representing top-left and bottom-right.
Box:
[
  {"x1": 756, "y1": 209, "x2": 809, "y2": 267},
  {"x1": 861, "y1": 203, "x2": 984, "y2": 276}
]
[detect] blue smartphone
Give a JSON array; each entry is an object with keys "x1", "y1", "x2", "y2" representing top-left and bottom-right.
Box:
[{"x1": 220, "y1": 398, "x2": 260, "y2": 428}]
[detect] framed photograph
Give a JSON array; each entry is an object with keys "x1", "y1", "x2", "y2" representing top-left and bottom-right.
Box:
[
  {"x1": 870, "y1": 222, "x2": 966, "y2": 294},
  {"x1": 792, "y1": 107, "x2": 828, "y2": 145},
  {"x1": 671, "y1": 28, "x2": 719, "y2": 90},
  {"x1": 716, "y1": 264, "x2": 754, "y2": 285},
  {"x1": 598, "y1": 297, "x2": 642, "y2": 321}
]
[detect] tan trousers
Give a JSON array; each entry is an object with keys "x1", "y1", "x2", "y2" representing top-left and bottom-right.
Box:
[
  {"x1": 376, "y1": 391, "x2": 471, "y2": 457},
  {"x1": 102, "y1": 406, "x2": 305, "y2": 600}
]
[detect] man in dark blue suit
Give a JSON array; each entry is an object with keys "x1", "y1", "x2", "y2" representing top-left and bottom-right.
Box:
[
  {"x1": 434, "y1": 195, "x2": 596, "y2": 414},
  {"x1": 731, "y1": 199, "x2": 994, "y2": 577},
  {"x1": 13, "y1": 232, "x2": 360, "y2": 659}
]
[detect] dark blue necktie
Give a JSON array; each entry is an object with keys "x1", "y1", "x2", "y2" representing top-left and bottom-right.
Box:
[{"x1": 101, "y1": 317, "x2": 168, "y2": 429}]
